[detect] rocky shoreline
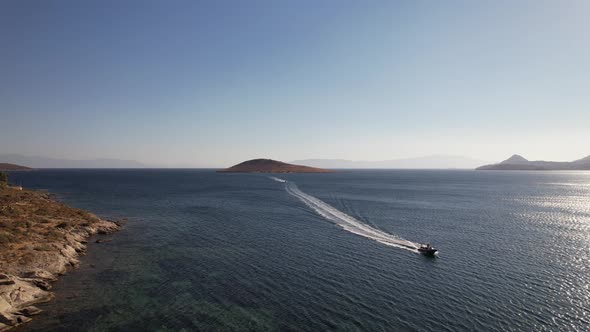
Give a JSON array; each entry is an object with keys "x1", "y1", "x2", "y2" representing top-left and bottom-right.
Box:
[{"x1": 0, "y1": 185, "x2": 120, "y2": 331}]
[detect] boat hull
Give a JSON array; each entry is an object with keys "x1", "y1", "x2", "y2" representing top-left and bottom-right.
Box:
[{"x1": 418, "y1": 249, "x2": 437, "y2": 256}]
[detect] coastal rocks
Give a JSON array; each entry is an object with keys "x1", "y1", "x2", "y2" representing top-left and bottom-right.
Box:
[
  {"x1": 14, "y1": 314, "x2": 32, "y2": 324},
  {"x1": 0, "y1": 219, "x2": 121, "y2": 330},
  {"x1": 0, "y1": 185, "x2": 122, "y2": 330},
  {"x1": 17, "y1": 305, "x2": 43, "y2": 316},
  {"x1": 0, "y1": 312, "x2": 31, "y2": 331},
  {"x1": 93, "y1": 219, "x2": 121, "y2": 234},
  {"x1": 11, "y1": 251, "x2": 70, "y2": 276},
  {"x1": 0, "y1": 276, "x2": 14, "y2": 286},
  {"x1": 0, "y1": 298, "x2": 10, "y2": 313},
  {"x1": 65, "y1": 233, "x2": 87, "y2": 253},
  {"x1": 22, "y1": 269, "x2": 57, "y2": 282},
  {"x1": 0, "y1": 276, "x2": 53, "y2": 307},
  {"x1": 4, "y1": 220, "x2": 120, "y2": 277},
  {"x1": 27, "y1": 279, "x2": 51, "y2": 291},
  {"x1": 0, "y1": 313, "x2": 17, "y2": 327},
  {"x1": 0, "y1": 275, "x2": 53, "y2": 331},
  {"x1": 60, "y1": 244, "x2": 81, "y2": 268}
]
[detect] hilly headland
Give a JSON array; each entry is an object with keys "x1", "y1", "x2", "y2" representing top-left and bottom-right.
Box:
[
  {"x1": 476, "y1": 154, "x2": 590, "y2": 170},
  {"x1": 0, "y1": 174, "x2": 120, "y2": 331},
  {"x1": 0, "y1": 164, "x2": 32, "y2": 171}
]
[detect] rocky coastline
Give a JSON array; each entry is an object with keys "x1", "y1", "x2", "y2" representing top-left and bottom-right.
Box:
[{"x1": 0, "y1": 184, "x2": 120, "y2": 331}]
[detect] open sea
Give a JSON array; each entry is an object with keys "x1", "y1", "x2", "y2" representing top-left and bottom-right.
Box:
[{"x1": 9, "y1": 169, "x2": 590, "y2": 332}]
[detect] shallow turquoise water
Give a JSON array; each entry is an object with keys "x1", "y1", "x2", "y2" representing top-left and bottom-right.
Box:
[{"x1": 10, "y1": 169, "x2": 590, "y2": 331}]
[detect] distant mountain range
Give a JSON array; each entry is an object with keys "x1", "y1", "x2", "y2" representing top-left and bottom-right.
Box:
[
  {"x1": 476, "y1": 154, "x2": 590, "y2": 170},
  {"x1": 290, "y1": 155, "x2": 488, "y2": 169},
  {"x1": 8, "y1": 153, "x2": 587, "y2": 171},
  {"x1": 0, "y1": 154, "x2": 146, "y2": 168},
  {"x1": 219, "y1": 159, "x2": 333, "y2": 173}
]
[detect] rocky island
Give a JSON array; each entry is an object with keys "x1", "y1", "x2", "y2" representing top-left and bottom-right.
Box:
[
  {"x1": 218, "y1": 158, "x2": 334, "y2": 173},
  {"x1": 0, "y1": 173, "x2": 120, "y2": 331},
  {"x1": 476, "y1": 154, "x2": 590, "y2": 170}
]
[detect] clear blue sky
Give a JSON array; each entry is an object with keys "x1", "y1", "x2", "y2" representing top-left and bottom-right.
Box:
[{"x1": 1, "y1": 0, "x2": 589, "y2": 167}]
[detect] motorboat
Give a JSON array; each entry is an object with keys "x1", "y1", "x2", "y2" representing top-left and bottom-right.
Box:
[{"x1": 417, "y1": 244, "x2": 437, "y2": 256}]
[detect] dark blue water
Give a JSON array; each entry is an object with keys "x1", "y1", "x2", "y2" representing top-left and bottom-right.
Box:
[{"x1": 9, "y1": 169, "x2": 590, "y2": 331}]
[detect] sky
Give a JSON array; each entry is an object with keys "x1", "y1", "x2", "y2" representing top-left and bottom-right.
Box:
[{"x1": 1, "y1": 0, "x2": 589, "y2": 167}]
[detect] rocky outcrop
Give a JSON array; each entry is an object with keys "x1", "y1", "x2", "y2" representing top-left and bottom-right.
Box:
[
  {"x1": 0, "y1": 274, "x2": 52, "y2": 331},
  {"x1": 0, "y1": 186, "x2": 121, "y2": 330}
]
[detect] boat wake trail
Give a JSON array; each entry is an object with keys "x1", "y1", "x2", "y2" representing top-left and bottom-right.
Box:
[{"x1": 272, "y1": 177, "x2": 420, "y2": 252}]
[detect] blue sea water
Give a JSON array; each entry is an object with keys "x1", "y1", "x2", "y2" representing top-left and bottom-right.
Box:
[{"x1": 9, "y1": 169, "x2": 590, "y2": 331}]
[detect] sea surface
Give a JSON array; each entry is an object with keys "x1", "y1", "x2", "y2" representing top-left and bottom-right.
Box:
[{"x1": 9, "y1": 169, "x2": 590, "y2": 332}]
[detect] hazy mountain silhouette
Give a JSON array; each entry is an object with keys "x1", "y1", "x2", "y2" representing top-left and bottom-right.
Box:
[
  {"x1": 574, "y1": 155, "x2": 590, "y2": 163},
  {"x1": 0, "y1": 154, "x2": 146, "y2": 168},
  {"x1": 291, "y1": 155, "x2": 488, "y2": 169},
  {"x1": 500, "y1": 154, "x2": 530, "y2": 165}
]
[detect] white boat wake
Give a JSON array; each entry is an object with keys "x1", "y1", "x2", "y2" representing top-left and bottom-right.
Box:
[{"x1": 270, "y1": 177, "x2": 420, "y2": 252}]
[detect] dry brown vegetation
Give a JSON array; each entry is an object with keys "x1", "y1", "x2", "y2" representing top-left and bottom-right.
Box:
[
  {"x1": 0, "y1": 184, "x2": 120, "y2": 330},
  {"x1": 0, "y1": 186, "x2": 100, "y2": 274}
]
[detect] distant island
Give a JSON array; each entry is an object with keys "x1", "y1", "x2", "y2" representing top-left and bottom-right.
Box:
[
  {"x1": 218, "y1": 159, "x2": 334, "y2": 173},
  {"x1": 476, "y1": 154, "x2": 590, "y2": 170},
  {"x1": 0, "y1": 163, "x2": 32, "y2": 171}
]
